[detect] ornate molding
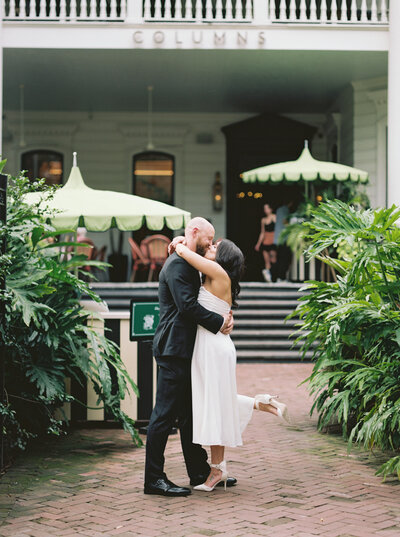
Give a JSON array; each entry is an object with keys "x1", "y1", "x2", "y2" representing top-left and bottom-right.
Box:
[
  {"x1": 367, "y1": 89, "x2": 388, "y2": 120},
  {"x1": 117, "y1": 122, "x2": 189, "y2": 143},
  {"x1": 5, "y1": 119, "x2": 79, "y2": 139}
]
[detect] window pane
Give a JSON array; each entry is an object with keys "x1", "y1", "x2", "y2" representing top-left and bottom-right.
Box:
[
  {"x1": 133, "y1": 152, "x2": 174, "y2": 205},
  {"x1": 21, "y1": 150, "x2": 63, "y2": 186}
]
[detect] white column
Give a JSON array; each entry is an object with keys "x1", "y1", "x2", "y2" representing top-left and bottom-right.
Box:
[{"x1": 388, "y1": 1, "x2": 400, "y2": 206}]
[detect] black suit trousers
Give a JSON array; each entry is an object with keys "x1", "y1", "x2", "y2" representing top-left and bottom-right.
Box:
[{"x1": 144, "y1": 356, "x2": 210, "y2": 484}]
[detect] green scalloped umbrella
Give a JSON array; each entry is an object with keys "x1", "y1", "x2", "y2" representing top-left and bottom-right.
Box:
[
  {"x1": 25, "y1": 153, "x2": 190, "y2": 232},
  {"x1": 241, "y1": 142, "x2": 369, "y2": 184}
]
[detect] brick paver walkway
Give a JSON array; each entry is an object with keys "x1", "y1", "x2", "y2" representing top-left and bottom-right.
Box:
[{"x1": 1, "y1": 363, "x2": 399, "y2": 537}]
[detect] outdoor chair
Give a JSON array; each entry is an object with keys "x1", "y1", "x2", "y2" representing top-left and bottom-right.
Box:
[
  {"x1": 76, "y1": 238, "x2": 95, "y2": 274},
  {"x1": 141, "y1": 234, "x2": 170, "y2": 281},
  {"x1": 90, "y1": 245, "x2": 108, "y2": 281},
  {"x1": 92, "y1": 245, "x2": 107, "y2": 262},
  {"x1": 128, "y1": 237, "x2": 151, "y2": 282}
]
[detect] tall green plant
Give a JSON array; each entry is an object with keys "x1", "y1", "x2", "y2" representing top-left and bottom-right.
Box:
[
  {"x1": 293, "y1": 199, "x2": 400, "y2": 480},
  {"x1": 0, "y1": 173, "x2": 141, "y2": 463}
]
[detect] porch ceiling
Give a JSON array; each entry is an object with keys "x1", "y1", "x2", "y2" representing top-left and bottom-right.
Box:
[{"x1": 3, "y1": 48, "x2": 387, "y2": 113}]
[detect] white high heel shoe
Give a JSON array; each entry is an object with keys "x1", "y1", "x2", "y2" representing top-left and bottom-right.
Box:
[
  {"x1": 255, "y1": 393, "x2": 290, "y2": 423},
  {"x1": 193, "y1": 461, "x2": 228, "y2": 492}
]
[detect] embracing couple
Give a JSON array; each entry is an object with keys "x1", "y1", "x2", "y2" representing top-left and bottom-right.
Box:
[{"x1": 144, "y1": 217, "x2": 289, "y2": 497}]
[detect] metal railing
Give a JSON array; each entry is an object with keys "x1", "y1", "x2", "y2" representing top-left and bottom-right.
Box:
[{"x1": 2, "y1": 0, "x2": 389, "y2": 24}]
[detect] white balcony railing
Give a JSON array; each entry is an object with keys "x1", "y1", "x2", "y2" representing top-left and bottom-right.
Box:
[
  {"x1": 143, "y1": 0, "x2": 253, "y2": 22},
  {"x1": 270, "y1": 0, "x2": 388, "y2": 24},
  {"x1": 2, "y1": 1, "x2": 127, "y2": 21},
  {"x1": 2, "y1": 1, "x2": 389, "y2": 25}
]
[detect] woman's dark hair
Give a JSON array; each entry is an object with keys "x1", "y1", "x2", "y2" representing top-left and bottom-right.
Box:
[{"x1": 215, "y1": 239, "x2": 245, "y2": 308}]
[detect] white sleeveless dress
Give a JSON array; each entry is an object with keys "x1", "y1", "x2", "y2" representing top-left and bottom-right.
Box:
[{"x1": 191, "y1": 287, "x2": 254, "y2": 448}]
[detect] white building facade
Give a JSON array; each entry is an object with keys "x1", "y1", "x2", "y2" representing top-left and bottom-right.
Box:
[{"x1": 0, "y1": 1, "x2": 396, "y2": 269}]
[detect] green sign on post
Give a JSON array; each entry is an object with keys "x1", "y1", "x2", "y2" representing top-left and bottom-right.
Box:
[{"x1": 130, "y1": 302, "x2": 160, "y2": 340}]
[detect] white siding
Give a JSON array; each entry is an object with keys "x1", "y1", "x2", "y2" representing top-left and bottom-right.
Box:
[
  {"x1": 352, "y1": 78, "x2": 388, "y2": 209},
  {"x1": 330, "y1": 84, "x2": 354, "y2": 167},
  {"x1": 2, "y1": 110, "x2": 250, "y2": 254}
]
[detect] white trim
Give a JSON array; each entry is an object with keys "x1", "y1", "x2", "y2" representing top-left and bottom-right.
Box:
[
  {"x1": 376, "y1": 117, "x2": 388, "y2": 208},
  {"x1": 367, "y1": 88, "x2": 388, "y2": 207},
  {"x1": 352, "y1": 77, "x2": 388, "y2": 91},
  {"x1": 2, "y1": 24, "x2": 389, "y2": 51}
]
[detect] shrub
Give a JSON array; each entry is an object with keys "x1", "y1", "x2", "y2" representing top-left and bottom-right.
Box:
[
  {"x1": 294, "y1": 199, "x2": 400, "y2": 480},
  {"x1": 0, "y1": 172, "x2": 141, "y2": 465}
]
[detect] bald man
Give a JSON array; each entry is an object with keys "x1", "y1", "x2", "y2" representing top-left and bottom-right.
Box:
[{"x1": 144, "y1": 218, "x2": 236, "y2": 497}]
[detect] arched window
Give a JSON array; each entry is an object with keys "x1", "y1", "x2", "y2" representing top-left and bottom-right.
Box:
[
  {"x1": 133, "y1": 151, "x2": 174, "y2": 205},
  {"x1": 21, "y1": 150, "x2": 63, "y2": 186}
]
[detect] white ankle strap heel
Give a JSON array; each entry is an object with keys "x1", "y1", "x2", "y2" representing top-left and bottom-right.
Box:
[
  {"x1": 193, "y1": 460, "x2": 228, "y2": 492},
  {"x1": 254, "y1": 393, "x2": 290, "y2": 423}
]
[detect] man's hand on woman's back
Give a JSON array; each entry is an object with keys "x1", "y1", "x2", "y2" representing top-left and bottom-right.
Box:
[{"x1": 220, "y1": 311, "x2": 234, "y2": 335}]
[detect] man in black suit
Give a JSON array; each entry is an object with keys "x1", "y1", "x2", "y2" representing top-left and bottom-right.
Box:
[{"x1": 144, "y1": 217, "x2": 235, "y2": 497}]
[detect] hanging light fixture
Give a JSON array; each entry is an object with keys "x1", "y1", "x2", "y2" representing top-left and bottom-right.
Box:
[
  {"x1": 146, "y1": 85, "x2": 154, "y2": 151},
  {"x1": 2, "y1": 114, "x2": 13, "y2": 144},
  {"x1": 19, "y1": 84, "x2": 26, "y2": 148},
  {"x1": 212, "y1": 171, "x2": 223, "y2": 211}
]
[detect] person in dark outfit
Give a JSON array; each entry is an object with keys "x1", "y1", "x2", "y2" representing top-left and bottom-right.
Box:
[
  {"x1": 254, "y1": 203, "x2": 277, "y2": 282},
  {"x1": 144, "y1": 217, "x2": 235, "y2": 497}
]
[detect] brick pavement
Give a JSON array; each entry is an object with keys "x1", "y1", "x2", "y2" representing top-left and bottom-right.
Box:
[{"x1": 0, "y1": 363, "x2": 399, "y2": 537}]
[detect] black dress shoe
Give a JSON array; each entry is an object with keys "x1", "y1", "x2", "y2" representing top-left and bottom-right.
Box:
[
  {"x1": 190, "y1": 475, "x2": 237, "y2": 487},
  {"x1": 217, "y1": 477, "x2": 237, "y2": 487},
  {"x1": 144, "y1": 478, "x2": 191, "y2": 497}
]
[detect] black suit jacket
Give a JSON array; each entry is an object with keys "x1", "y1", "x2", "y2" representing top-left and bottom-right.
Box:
[{"x1": 153, "y1": 253, "x2": 224, "y2": 360}]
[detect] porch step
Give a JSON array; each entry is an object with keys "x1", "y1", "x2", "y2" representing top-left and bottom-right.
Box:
[
  {"x1": 89, "y1": 282, "x2": 310, "y2": 362},
  {"x1": 233, "y1": 318, "x2": 299, "y2": 331},
  {"x1": 238, "y1": 300, "x2": 300, "y2": 309},
  {"x1": 234, "y1": 339, "x2": 303, "y2": 349},
  {"x1": 236, "y1": 350, "x2": 313, "y2": 361},
  {"x1": 232, "y1": 329, "x2": 306, "y2": 339},
  {"x1": 236, "y1": 308, "x2": 295, "y2": 318},
  {"x1": 234, "y1": 319, "x2": 298, "y2": 328}
]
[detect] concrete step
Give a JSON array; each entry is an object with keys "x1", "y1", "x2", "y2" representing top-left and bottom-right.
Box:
[
  {"x1": 239, "y1": 290, "x2": 304, "y2": 300},
  {"x1": 234, "y1": 339, "x2": 303, "y2": 349},
  {"x1": 240, "y1": 282, "x2": 303, "y2": 289},
  {"x1": 235, "y1": 309, "x2": 296, "y2": 318},
  {"x1": 238, "y1": 299, "x2": 299, "y2": 309},
  {"x1": 232, "y1": 329, "x2": 306, "y2": 339},
  {"x1": 234, "y1": 318, "x2": 299, "y2": 328},
  {"x1": 236, "y1": 349, "x2": 313, "y2": 361},
  {"x1": 88, "y1": 282, "x2": 311, "y2": 363}
]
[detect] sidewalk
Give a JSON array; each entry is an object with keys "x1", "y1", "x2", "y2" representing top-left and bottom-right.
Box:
[{"x1": 0, "y1": 363, "x2": 399, "y2": 537}]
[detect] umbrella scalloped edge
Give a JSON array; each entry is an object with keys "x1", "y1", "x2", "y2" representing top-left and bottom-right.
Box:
[
  {"x1": 242, "y1": 172, "x2": 369, "y2": 184},
  {"x1": 51, "y1": 213, "x2": 191, "y2": 232}
]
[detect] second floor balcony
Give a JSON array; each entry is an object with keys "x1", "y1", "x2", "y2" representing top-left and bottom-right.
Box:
[{"x1": 2, "y1": 1, "x2": 390, "y2": 26}]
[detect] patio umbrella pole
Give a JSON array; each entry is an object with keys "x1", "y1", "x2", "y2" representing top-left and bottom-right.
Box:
[{"x1": 74, "y1": 230, "x2": 78, "y2": 278}]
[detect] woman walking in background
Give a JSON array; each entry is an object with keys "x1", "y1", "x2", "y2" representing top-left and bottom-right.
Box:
[{"x1": 255, "y1": 203, "x2": 277, "y2": 282}]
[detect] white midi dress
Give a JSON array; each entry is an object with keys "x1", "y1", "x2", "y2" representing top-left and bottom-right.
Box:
[{"x1": 191, "y1": 287, "x2": 254, "y2": 448}]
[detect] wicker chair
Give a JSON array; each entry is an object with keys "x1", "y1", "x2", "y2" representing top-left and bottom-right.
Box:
[
  {"x1": 128, "y1": 237, "x2": 151, "y2": 282},
  {"x1": 140, "y1": 234, "x2": 170, "y2": 281}
]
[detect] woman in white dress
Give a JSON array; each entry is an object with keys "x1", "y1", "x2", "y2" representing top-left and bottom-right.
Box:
[{"x1": 175, "y1": 239, "x2": 289, "y2": 492}]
